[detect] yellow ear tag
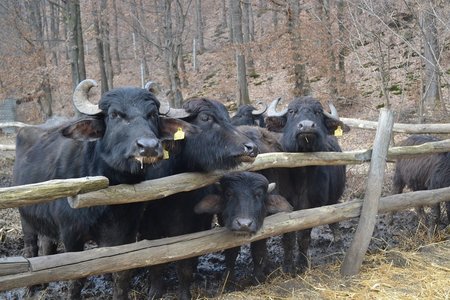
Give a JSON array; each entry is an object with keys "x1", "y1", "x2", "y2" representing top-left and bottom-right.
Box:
[
  {"x1": 163, "y1": 148, "x2": 170, "y2": 159},
  {"x1": 174, "y1": 127, "x2": 185, "y2": 140},
  {"x1": 334, "y1": 126, "x2": 343, "y2": 137}
]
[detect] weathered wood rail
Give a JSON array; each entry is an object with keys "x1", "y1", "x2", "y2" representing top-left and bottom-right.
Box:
[{"x1": 0, "y1": 187, "x2": 449, "y2": 291}]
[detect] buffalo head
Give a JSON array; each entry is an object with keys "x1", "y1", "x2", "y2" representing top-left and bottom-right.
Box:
[{"x1": 266, "y1": 96, "x2": 348, "y2": 152}]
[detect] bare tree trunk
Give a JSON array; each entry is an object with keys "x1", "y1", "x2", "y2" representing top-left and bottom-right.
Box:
[
  {"x1": 231, "y1": 0, "x2": 250, "y2": 105},
  {"x1": 163, "y1": 0, "x2": 183, "y2": 108},
  {"x1": 375, "y1": 35, "x2": 391, "y2": 107},
  {"x1": 227, "y1": 0, "x2": 233, "y2": 42},
  {"x1": 257, "y1": 0, "x2": 266, "y2": 37},
  {"x1": 111, "y1": 0, "x2": 121, "y2": 74},
  {"x1": 179, "y1": 44, "x2": 188, "y2": 88},
  {"x1": 100, "y1": 0, "x2": 114, "y2": 89},
  {"x1": 337, "y1": 0, "x2": 346, "y2": 84},
  {"x1": 29, "y1": 0, "x2": 53, "y2": 118},
  {"x1": 130, "y1": 0, "x2": 149, "y2": 83},
  {"x1": 420, "y1": 1, "x2": 441, "y2": 113},
  {"x1": 287, "y1": 0, "x2": 308, "y2": 96},
  {"x1": 321, "y1": 0, "x2": 338, "y2": 100},
  {"x1": 194, "y1": 0, "x2": 205, "y2": 53},
  {"x1": 221, "y1": 0, "x2": 227, "y2": 28},
  {"x1": 242, "y1": 0, "x2": 254, "y2": 73},
  {"x1": 76, "y1": 2, "x2": 86, "y2": 81},
  {"x1": 49, "y1": 1, "x2": 59, "y2": 66},
  {"x1": 67, "y1": 0, "x2": 85, "y2": 91},
  {"x1": 92, "y1": 1, "x2": 109, "y2": 93}
]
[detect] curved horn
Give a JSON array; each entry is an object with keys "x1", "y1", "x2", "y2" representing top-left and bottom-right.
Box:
[
  {"x1": 158, "y1": 101, "x2": 191, "y2": 118},
  {"x1": 144, "y1": 82, "x2": 191, "y2": 118},
  {"x1": 268, "y1": 182, "x2": 276, "y2": 193},
  {"x1": 251, "y1": 101, "x2": 268, "y2": 116},
  {"x1": 323, "y1": 102, "x2": 340, "y2": 121},
  {"x1": 266, "y1": 97, "x2": 287, "y2": 117},
  {"x1": 144, "y1": 81, "x2": 161, "y2": 95},
  {"x1": 73, "y1": 79, "x2": 101, "y2": 115}
]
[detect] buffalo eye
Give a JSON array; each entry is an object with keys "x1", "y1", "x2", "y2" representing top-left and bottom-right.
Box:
[
  {"x1": 147, "y1": 111, "x2": 157, "y2": 120},
  {"x1": 224, "y1": 189, "x2": 233, "y2": 199},
  {"x1": 110, "y1": 111, "x2": 125, "y2": 119},
  {"x1": 254, "y1": 189, "x2": 263, "y2": 199},
  {"x1": 199, "y1": 113, "x2": 210, "y2": 122}
]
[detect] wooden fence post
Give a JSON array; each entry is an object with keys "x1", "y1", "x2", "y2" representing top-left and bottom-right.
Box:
[{"x1": 341, "y1": 108, "x2": 394, "y2": 276}]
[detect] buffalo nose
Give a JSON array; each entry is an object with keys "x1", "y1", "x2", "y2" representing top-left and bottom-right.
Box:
[
  {"x1": 244, "y1": 142, "x2": 258, "y2": 157},
  {"x1": 298, "y1": 120, "x2": 315, "y2": 130},
  {"x1": 233, "y1": 218, "x2": 254, "y2": 232},
  {"x1": 136, "y1": 138, "x2": 161, "y2": 157}
]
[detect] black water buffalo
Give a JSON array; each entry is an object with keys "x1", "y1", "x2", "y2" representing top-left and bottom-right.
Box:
[
  {"x1": 264, "y1": 96, "x2": 348, "y2": 275},
  {"x1": 230, "y1": 102, "x2": 267, "y2": 127},
  {"x1": 13, "y1": 80, "x2": 195, "y2": 299},
  {"x1": 139, "y1": 97, "x2": 259, "y2": 299},
  {"x1": 392, "y1": 135, "x2": 450, "y2": 232},
  {"x1": 194, "y1": 171, "x2": 292, "y2": 286}
]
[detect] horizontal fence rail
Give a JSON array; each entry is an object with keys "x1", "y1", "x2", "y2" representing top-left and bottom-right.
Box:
[
  {"x1": 0, "y1": 177, "x2": 109, "y2": 209},
  {"x1": 2, "y1": 139, "x2": 450, "y2": 209},
  {"x1": 341, "y1": 117, "x2": 450, "y2": 133},
  {"x1": 0, "y1": 186, "x2": 449, "y2": 291}
]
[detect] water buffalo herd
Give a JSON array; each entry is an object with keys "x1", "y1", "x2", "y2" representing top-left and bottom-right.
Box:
[{"x1": 9, "y1": 79, "x2": 450, "y2": 299}]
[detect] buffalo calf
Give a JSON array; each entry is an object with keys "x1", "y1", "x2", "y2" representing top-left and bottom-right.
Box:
[{"x1": 195, "y1": 172, "x2": 292, "y2": 286}]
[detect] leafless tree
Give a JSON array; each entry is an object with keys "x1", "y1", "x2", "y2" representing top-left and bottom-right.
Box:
[
  {"x1": 111, "y1": 0, "x2": 122, "y2": 74},
  {"x1": 194, "y1": 0, "x2": 205, "y2": 53},
  {"x1": 287, "y1": 0, "x2": 309, "y2": 97},
  {"x1": 67, "y1": 0, "x2": 86, "y2": 91},
  {"x1": 420, "y1": 0, "x2": 441, "y2": 112},
  {"x1": 230, "y1": 0, "x2": 250, "y2": 105}
]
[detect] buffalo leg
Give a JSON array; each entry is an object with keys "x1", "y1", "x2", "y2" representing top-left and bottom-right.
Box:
[
  {"x1": 250, "y1": 239, "x2": 269, "y2": 283},
  {"x1": 416, "y1": 206, "x2": 427, "y2": 227},
  {"x1": 223, "y1": 247, "x2": 240, "y2": 290},
  {"x1": 148, "y1": 265, "x2": 165, "y2": 299},
  {"x1": 388, "y1": 175, "x2": 405, "y2": 225},
  {"x1": 20, "y1": 219, "x2": 44, "y2": 297},
  {"x1": 328, "y1": 222, "x2": 342, "y2": 243},
  {"x1": 427, "y1": 204, "x2": 441, "y2": 238},
  {"x1": 63, "y1": 237, "x2": 86, "y2": 300},
  {"x1": 113, "y1": 270, "x2": 133, "y2": 300},
  {"x1": 296, "y1": 228, "x2": 312, "y2": 272},
  {"x1": 20, "y1": 219, "x2": 38, "y2": 258},
  {"x1": 176, "y1": 258, "x2": 195, "y2": 300},
  {"x1": 282, "y1": 232, "x2": 296, "y2": 275}
]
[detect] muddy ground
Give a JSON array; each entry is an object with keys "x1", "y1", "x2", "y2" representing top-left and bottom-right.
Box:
[{"x1": 0, "y1": 130, "x2": 449, "y2": 300}]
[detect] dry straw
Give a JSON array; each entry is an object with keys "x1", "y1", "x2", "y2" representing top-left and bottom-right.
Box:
[{"x1": 217, "y1": 232, "x2": 449, "y2": 300}]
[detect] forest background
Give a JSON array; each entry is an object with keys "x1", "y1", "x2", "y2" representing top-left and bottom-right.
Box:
[{"x1": 0, "y1": 0, "x2": 449, "y2": 125}]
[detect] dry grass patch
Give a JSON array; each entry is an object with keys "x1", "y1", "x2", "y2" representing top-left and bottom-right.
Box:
[{"x1": 217, "y1": 238, "x2": 450, "y2": 300}]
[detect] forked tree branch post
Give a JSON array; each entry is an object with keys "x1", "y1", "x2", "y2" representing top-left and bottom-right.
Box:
[{"x1": 341, "y1": 108, "x2": 394, "y2": 276}]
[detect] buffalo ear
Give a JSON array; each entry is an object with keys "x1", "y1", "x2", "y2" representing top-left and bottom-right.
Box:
[
  {"x1": 324, "y1": 118, "x2": 351, "y2": 135},
  {"x1": 194, "y1": 194, "x2": 223, "y2": 214},
  {"x1": 265, "y1": 116, "x2": 286, "y2": 133},
  {"x1": 266, "y1": 195, "x2": 292, "y2": 214},
  {"x1": 159, "y1": 117, "x2": 200, "y2": 140},
  {"x1": 61, "y1": 117, "x2": 106, "y2": 141}
]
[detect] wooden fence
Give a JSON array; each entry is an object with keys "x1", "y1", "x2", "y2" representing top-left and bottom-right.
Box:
[{"x1": 1, "y1": 110, "x2": 450, "y2": 290}]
